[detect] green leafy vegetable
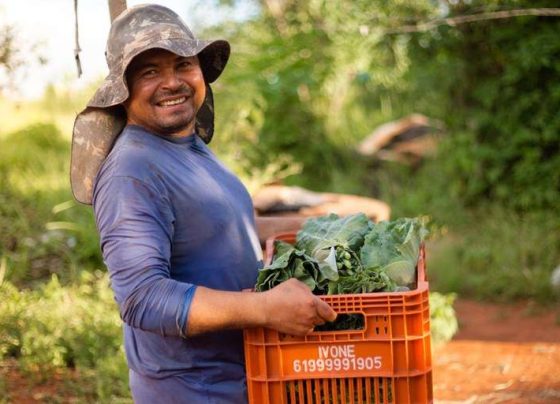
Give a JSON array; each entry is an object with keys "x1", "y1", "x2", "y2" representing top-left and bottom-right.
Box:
[
  {"x1": 255, "y1": 241, "x2": 324, "y2": 292},
  {"x1": 296, "y1": 213, "x2": 371, "y2": 280},
  {"x1": 328, "y1": 269, "x2": 395, "y2": 295},
  {"x1": 297, "y1": 213, "x2": 372, "y2": 253},
  {"x1": 360, "y1": 218, "x2": 428, "y2": 288},
  {"x1": 254, "y1": 214, "x2": 428, "y2": 294}
]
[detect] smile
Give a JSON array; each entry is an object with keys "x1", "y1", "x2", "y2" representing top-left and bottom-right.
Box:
[{"x1": 157, "y1": 97, "x2": 187, "y2": 107}]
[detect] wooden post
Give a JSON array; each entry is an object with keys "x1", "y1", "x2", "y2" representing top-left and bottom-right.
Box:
[{"x1": 108, "y1": 0, "x2": 127, "y2": 22}]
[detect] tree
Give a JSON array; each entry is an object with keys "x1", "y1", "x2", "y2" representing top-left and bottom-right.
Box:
[
  {"x1": 0, "y1": 23, "x2": 21, "y2": 91},
  {"x1": 209, "y1": 0, "x2": 438, "y2": 191},
  {"x1": 406, "y1": 0, "x2": 560, "y2": 211},
  {"x1": 0, "y1": 17, "x2": 46, "y2": 95}
]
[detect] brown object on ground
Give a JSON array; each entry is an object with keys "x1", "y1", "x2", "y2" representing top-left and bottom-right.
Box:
[
  {"x1": 357, "y1": 113, "x2": 441, "y2": 165},
  {"x1": 433, "y1": 299, "x2": 560, "y2": 403},
  {"x1": 2, "y1": 299, "x2": 559, "y2": 402},
  {"x1": 253, "y1": 185, "x2": 391, "y2": 222},
  {"x1": 296, "y1": 193, "x2": 390, "y2": 222}
]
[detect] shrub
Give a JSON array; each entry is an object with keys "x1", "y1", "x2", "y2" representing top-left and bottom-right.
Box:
[
  {"x1": 0, "y1": 271, "x2": 130, "y2": 400},
  {"x1": 406, "y1": 0, "x2": 560, "y2": 211},
  {"x1": 429, "y1": 292, "x2": 458, "y2": 346}
]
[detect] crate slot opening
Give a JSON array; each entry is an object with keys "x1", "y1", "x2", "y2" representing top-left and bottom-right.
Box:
[
  {"x1": 314, "y1": 313, "x2": 365, "y2": 332},
  {"x1": 284, "y1": 377, "x2": 394, "y2": 403}
]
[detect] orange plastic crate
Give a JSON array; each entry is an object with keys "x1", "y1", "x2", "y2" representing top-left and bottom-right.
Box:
[{"x1": 244, "y1": 233, "x2": 433, "y2": 404}]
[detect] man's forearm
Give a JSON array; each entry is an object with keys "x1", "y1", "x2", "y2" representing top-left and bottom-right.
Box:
[{"x1": 185, "y1": 287, "x2": 265, "y2": 336}]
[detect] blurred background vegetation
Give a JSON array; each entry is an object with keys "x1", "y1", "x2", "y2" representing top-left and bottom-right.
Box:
[{"x1": 1, "y1": 0, "x2": 559, "y2": 401}]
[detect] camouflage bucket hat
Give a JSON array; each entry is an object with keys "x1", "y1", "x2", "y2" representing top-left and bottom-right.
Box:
[{"x1": 71, "y1": 4, "x2": 230, "y2": 204}]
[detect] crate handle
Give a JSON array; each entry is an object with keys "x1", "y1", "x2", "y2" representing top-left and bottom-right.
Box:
[{"x1": 312, "y1": 312, "x2": 366, "y2": 333}]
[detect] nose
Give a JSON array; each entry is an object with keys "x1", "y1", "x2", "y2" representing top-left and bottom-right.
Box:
[{"x1": 161, "y1": 69, "x2": 182, "y2": 90}]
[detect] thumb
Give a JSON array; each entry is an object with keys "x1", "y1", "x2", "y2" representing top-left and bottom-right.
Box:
[{"x1": 316, "y1": 298, "x2": 337, "y2": 322}]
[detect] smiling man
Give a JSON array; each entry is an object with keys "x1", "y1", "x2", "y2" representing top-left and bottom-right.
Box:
[{"x1": 70, "y1": 4, "x2": 335, "y2": 403}]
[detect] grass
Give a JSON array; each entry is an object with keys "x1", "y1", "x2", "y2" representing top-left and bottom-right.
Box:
[
  {"x1": 425, "y1": 206, "x2": 559, "y2": 303},
  {"x1": 0, "y1": 78, "x2": 101, "y2": 142},
  {"x1": 0, "y1": 98, "x2": 75, "y2": 142},
  {"x1": 0, "y1": 123, "x2": 102, "y2": 286}
]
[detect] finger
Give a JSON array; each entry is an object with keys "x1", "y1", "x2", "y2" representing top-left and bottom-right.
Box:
[{"x1": 315, "y1": 298, "x2": 337, "y2": 322}]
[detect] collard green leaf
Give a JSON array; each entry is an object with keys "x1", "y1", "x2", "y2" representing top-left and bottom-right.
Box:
[
  {"x1": 317, "y1": 246, "x2": 339, "y2": 281},
  {"x1": 360, "y1": 218, "x2": 428, "y2": 287},
  {"x1": 382, "y1": 260, "x2": 415, "y2": 286},
  {"x1": 327, "y1": 269, "x2": 395, "y2": 295},
  {"x1": 255, "y1": 243, "x2": 320, "y2": 291},
  {"x1": 296, "y1": 213, "x2": 372, "y2": 254},
  {"x1": 298, "y1": 275, "x2": 317, "y2": 290},
  {"x1": 274, "y1": 240, "x2": 295, "y2": 257},
  {"x1": 296, "y1": 213, "x2": 371, "y2": 281}
]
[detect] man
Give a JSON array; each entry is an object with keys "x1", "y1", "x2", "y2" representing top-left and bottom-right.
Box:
[{"x1": 70, "y1": 4, "x2": 336, "y2": 403}]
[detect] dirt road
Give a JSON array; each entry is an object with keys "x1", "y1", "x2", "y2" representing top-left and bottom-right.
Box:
[{"x1": 433, "y1": 299, "x2": 560, "y2": 403}]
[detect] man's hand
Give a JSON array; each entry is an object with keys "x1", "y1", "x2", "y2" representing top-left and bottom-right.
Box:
[
  {"x1": 261, "y1": 279, "x2": 337, "y2": 336},
  {"x1": 186, "y1": 279, "x2": 336, "y2": 337}
]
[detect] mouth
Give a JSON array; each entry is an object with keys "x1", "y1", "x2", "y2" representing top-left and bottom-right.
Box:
[{"x1": 156, "y1": 96, "x2": 187, "y2": 107}]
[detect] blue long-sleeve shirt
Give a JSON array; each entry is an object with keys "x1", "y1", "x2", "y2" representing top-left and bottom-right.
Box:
[{"x1": 92, "y1": 125, "x2": 262, "y2": 403}]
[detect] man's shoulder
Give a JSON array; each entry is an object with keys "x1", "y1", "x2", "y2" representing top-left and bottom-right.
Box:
[
  {"x1": 95, "y1": 127, "x2": 169, "y2": 189},
  {"x1": 109, "y1": 127, "x2": 166, "y2": 170}
]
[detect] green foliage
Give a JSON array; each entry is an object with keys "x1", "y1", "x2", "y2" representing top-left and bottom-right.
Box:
[
  {"x1": 209, "y1": 0, "x2": 560, "y2": 211},
  {"x1": 256, "y1": 241, "x2": 324, "y2": 292},
  {"x1": 256, "y1": 215, "x2": 428, "y2": 294},
  {"x1": 210, "y1": 0, "x2": 435, "y2": 191},
  {"x1": 427, "y1": 206, "x2": 560, "y2": 303},
  {"x1": 429, "y1": 292, "x2": 459, "y2": 346},
  {"x1": 0, "y1": 12, "x2": 46, "y2": 94},
  {"x1": 0, "y1": 123, "x2": 67, "y2": 181},
  {"x1": 0, "y1": 120, "x2": 125, "y2": 400},
  {"x1": 405, "y1": 0, "x2": 560, "y2": 211},
  {"x1": 0, "y1": 123, "x2": 102, "y2": 286},
  {"x1": 374, "y1": 158, "x2": 560, "y2": 303},
  {"x1": 0, "y1": 23, "x2": 23, "y2": 91},
  {"x1": 0, "y1": 272, "x2": 130, "y2": 400},
  {"x1": 297, "y1": 213, "x2": 372, "y2": 256}
]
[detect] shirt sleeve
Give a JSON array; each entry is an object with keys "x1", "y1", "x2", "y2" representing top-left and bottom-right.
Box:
[{"x1": 93, "y1": 175, "x2": 196, "y2": 338}]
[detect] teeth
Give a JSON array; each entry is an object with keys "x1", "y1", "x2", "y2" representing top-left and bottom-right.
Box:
[{"x1": 159, "y1": 97, "x2": 186, "y2": 106}]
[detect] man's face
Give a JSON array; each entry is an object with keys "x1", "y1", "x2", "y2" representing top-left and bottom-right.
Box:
[{"x1": 123, "y1": 48, "x2": 206, "y2": 137}]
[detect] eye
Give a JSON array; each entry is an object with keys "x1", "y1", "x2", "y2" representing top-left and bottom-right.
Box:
[
  {"x1": 141, "y1": 68, "x2": 158, "y2": 78},
  {"x1": 177, "y1": 58, "x2": 195, "y2": 70}
]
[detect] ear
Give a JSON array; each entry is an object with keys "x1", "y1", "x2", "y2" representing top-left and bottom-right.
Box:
[
  {"x1": 194, "y1": 74, "x2": 207, "y2": 112},
  {"x1": 195, "y1": 83, "x2": 214, "y2": 144},
  {"x1": 121, "y1": 97, "x2": 131, "y2": 113}
]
